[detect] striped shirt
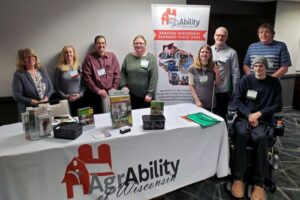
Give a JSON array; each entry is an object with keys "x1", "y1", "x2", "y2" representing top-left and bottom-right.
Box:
[{"x1": 243, "y1": 40, "x2": 291, "y2": 74}]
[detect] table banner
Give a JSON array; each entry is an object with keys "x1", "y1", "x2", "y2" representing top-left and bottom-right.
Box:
[
  {"x1": 151, "y1": 4, "x2": 210, "y2": 105},
  {"x1": 0, "y1": 125, "x2": 228, "y2": 200},
  {"x1": 0, "y1": 104, "x2": 229, "y2": 200}
]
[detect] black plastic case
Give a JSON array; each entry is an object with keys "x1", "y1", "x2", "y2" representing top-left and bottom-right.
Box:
[
  {"x1": 142, "y1": 115, "x2": 165, "y2": 130},
  {"x1": 53, "y1": 122, "x2": 82, "y2": 140}
]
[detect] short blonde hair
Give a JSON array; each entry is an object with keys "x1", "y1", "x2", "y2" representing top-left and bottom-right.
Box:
[
  {"x1": 194, "y1": 45, "x2": 213, "y2": 70},
  {"x1": 215, "y1": 27, "x2": 228, "y2": 37},
  {"x1": 16, "y1": 48, "x2": 41, "y2": 71},
  {"x1": 57, "y1": 45, "x2": 79, "y2": 71}
]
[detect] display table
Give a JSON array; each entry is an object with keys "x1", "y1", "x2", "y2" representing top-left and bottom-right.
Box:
[{"x1": 0, "y1": 103, "x2": 229, "y2": 200}]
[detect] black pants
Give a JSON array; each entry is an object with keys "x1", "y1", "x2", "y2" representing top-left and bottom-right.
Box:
[
  {"x1": 232, "y1": 118, "x2": 270, "y2": 186},
  {"x1": 83, "y1": 89, "x2": 103, "y2": 114},
  {"x1": 69, "y1": 97, "x2": 85, "y2": 117},
  {"x1": 215, "y1": 92, "x2": 229, "y2": 122},
  {"x1": 130, "y1": 93, "x2": 150, "y2": 110}
]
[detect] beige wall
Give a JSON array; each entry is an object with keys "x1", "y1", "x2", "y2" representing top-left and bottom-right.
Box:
[
  {"x1": 0, "y1": 0, "x2": 185, "y2": 97},
  {"x1": 275, "y1": 1, "x2": 300, "y2": 74}
]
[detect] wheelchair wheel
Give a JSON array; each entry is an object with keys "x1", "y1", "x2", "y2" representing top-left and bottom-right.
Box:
[
  {"x1": 265, "y1": 178, "x2": 277, "y2": 193},
  {"x1": 247, "y1": 185, "x2": 253, "y2": 200},
  {"x1": 268, "y1": 183, "x2": 277, "y2": 193},
  {"x1": 269, "y1": 184, "x2": 277, "y2": 193},
  {"x1": 226, "y1": 181, "x2": 232, "y2": 192}
]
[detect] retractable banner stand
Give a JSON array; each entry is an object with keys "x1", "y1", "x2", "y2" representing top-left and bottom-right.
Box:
[{"x1": 151, "y1": 4, "x2": 210, "y2": 105}]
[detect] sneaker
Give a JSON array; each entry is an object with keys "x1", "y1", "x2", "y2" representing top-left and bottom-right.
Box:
[
  {"x1": 251, "y1": 185, "x2": 265, "y2": 200},
  {"x1": 231, "y1": 180, "x2": 244, "y2": 198}
]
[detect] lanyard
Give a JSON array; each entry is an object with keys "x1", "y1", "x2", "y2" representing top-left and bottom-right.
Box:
[{"x1": 97, "y1": 55, "x2": 107, "y2": 69}]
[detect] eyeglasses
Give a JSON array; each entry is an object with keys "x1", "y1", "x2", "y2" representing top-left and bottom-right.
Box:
[{"x1": 215, "y1": 34, "x2": 227, "y2": 38}]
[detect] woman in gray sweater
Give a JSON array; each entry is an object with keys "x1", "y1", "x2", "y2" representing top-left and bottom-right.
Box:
[{"x1": 53, "y1": 45, "x2": 85, "y2": 116}]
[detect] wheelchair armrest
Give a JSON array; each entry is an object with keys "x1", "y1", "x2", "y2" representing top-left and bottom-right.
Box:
[
  {"x1": 226, "y1": 110, "x2": 236, "y2": 121},
  {"x1": 273, "y1": 118, "x2": 285, "y2": 137},
  {"x1": 273, "y1": 124, "x2": 284, "y2": 137}
]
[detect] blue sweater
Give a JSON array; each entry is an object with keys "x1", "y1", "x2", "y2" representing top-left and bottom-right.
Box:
[
  {"x1": 53, "y1": 67, "x2": 85, "y2": 98},
  {"x1": 234, "y1": 74, "x2": 282, "y2": 122}
]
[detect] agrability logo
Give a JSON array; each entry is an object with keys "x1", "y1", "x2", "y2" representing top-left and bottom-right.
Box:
[
  {"x1": 62, "y1": 144, "x2": 180, "y2": 199},
  {"x1": 161, "y1": 8, "x2": 200, "y2": 28}
]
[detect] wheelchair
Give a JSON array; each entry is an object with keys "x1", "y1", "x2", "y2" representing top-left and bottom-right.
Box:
[{"x1": 225, "y1": 111, "x2": 285, "y2": 199}]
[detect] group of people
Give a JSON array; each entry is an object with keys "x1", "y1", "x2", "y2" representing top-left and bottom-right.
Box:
[
  {"x1": 12, "y1": 34, "x2": 158, "y2": 118},
  {"x1": 12, "y1": 23, "x2": 291, "y2": 200},
  {"x1": 188, "y1": 23, "x2": 291, "y2": 200}
]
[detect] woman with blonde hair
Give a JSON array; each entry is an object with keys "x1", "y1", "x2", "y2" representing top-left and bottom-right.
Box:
[
  {"x1": 53, "y1": 45, "x2": 85, "y2": 116},
  {"x1": 12, "y1": 48, "x2": 53, "y2": 120},
  {"x1": 188, "y1": 45, "x2": 221, "y2": 111}
]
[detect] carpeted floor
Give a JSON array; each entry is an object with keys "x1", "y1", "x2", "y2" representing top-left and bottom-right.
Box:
[{"x1": 159, "y1": 109, "x2": 300, "y2": 200}]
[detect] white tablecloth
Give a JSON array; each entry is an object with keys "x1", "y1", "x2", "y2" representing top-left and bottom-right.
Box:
[{"x1": 0, "y1": 103, "x2": 229, "y2": 200}]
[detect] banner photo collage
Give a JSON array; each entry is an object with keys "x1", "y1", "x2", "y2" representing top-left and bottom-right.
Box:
[{"x1": 151, "y1": 4, "x2": 210, "y2": 105}]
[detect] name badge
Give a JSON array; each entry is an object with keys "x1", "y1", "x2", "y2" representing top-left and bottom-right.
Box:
[
  {"x1": 247, "y1": 90, "x2": 257, "y2": 100},
  {"x1": 97, "y1": 68, "x2": 106, "y2": 76},
  {"x1": 218, "y1": 56, "x2": 228, "y2": 63},
  {"x1": 268, "y1": 60, "x2": 273, "y2": 69},
  {"x1": 69, "y1": 70, "x2": 79, "y2": 78},
  {"x1": 141, "y1": 60, "x2": 149, "y2": 68},
  {"x1": 199, "y1": 75, "x2": 208, "y2": 83}
]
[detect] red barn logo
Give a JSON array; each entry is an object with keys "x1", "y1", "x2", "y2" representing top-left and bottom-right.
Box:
[
  {"x1": 62, "y1": 144, "x2": 113, "y2": 199},
  {"x1": 161, "y1": 8, "x2": 176, "y2": 25}
]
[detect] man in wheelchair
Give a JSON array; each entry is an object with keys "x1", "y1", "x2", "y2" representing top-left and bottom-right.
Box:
[{"x1": 231, "y1": 56, "x2": 282, "y2": 200}]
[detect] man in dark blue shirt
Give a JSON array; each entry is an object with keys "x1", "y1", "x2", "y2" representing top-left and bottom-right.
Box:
[{"x1": 231, "y1": 56, "x2": 282, "y2": 200}]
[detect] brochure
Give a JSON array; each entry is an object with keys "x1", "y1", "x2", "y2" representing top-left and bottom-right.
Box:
[
  {"x1": 186, "y1": 112, "x2": 221, "y2": 127},
  {"x1": 109, "y1": 90, "x2": 132, "y2": 128},
  {"x1": 77, "y1": 107, "x2": 95, "y2": 131},
  {"x1": 52, "y1": 115, "x2": 76, "y2": 125},
  {"x1": 92, "y1": 129, "x2": 111, "y2": 139},
  {"x1": 150, "y1": 100, "x2": 164, "y2": 115}
]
